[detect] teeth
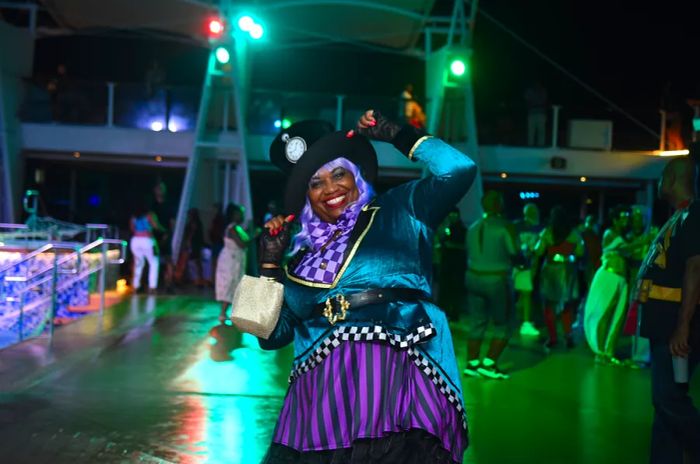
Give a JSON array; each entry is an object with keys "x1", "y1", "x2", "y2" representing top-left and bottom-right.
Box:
[{"x1": 326, "y1": 195, "x2": 345, "y2": 206}]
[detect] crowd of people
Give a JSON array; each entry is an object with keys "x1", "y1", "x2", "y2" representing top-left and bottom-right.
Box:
[
  {"x1": 432, "y1": 195, "x2": 663, "y2": 377},
  {"x1": 127, "y1": 182, "x2": 265, "y2": 301}
]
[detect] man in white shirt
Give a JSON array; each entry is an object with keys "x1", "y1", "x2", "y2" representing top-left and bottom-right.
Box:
[{"x1": 464, "y1": 191, "x2": 518, "y2": 379}]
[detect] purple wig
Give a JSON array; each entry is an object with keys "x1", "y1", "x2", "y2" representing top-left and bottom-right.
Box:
[{"x1": 290, "y1": 157, "x2": 375, "y2": 255}]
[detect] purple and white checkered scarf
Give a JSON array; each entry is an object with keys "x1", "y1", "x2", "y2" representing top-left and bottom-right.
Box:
[{"x1": 293, "y1": 201, "x2": 366, "y2": 284}]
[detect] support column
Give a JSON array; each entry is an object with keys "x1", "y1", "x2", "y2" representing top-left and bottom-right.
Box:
[
  {"x1": 335, "y1": 94, "x2": 345, "y2": 130},
  {"x1": 106, "y1": 82, "x2": 115, "y2": 127},
  {"x1": 551, "y1": 105, "x2": 561, "y2": 148},
  {"x1": 598, "y1": 190, "x2": 606, "y2": 225}
]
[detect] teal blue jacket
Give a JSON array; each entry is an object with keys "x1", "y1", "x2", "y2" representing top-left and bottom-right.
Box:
[{"x1": 259, "y1": 137, "x2": 477, "y2": 399}]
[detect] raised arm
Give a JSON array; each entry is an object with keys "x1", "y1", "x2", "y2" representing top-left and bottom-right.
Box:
[
  {"x1": 402, "y1": 137, "x2": 477, "y2": 227},
  {"x1": 357, "y1": 110, "x2": 477, "y2": 228}
]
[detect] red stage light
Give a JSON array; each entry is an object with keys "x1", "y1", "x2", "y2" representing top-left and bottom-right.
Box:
[{"x1": 208, "y1": 19, "x2": 224, "y2": 37}]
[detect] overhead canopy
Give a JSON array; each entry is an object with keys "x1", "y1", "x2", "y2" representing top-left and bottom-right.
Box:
[
  {"x1": 258, "y1": 0, "x2": 435, "y2": 51},
  {"x1": 39, "y1": 0, "x2": 436, "y2": 51},
  {"x1": 40, "y1": 0, "x2": 219, "y2": 41}
]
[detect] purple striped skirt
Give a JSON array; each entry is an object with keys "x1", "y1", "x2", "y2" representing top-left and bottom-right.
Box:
[{"x1": 272, "y1": 340, "x2": 468, "y2": 463}]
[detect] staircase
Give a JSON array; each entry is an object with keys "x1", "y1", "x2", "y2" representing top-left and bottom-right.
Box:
[{"x1": 0, "y1": 238, "x2": 127, "y2": 349}]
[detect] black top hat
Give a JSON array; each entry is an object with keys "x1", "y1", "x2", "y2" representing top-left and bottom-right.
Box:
[{"x1": 269, "y1": 121, "x2": 378, "y2": 214}]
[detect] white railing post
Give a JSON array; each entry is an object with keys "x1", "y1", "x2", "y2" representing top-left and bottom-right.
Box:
[
  {"x1": 18, "y1": 282, "x2": 26, "y2": 342},
  {"x1": 551, "y1": 104, "x2": 561, "y2": 148},
  {"x1": 49, "y1": 251, "x2": 59, "y2": 344},
  {"x1": 106, "y1": 82, "x2": 115, "y2": 127},
  {"x1": 99, "y1": 240, "x2": 106, "y2": 317}
]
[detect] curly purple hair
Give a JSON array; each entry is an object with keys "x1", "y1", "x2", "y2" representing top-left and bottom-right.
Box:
[{"x1": 290, "y1": 157, "x2": 375, "y2": 255}]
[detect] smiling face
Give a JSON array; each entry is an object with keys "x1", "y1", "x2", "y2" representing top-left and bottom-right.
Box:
[{"x1": 307, "y1": 163, "x2": 359, "y2": 223}]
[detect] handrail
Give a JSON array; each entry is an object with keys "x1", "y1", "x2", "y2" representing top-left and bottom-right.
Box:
[
  {"x1": 3, "y1": 238, "x2": 127, "y2": 286},
  {"x1": 0, "y1": 243, "x2": 55, "y2": 274},
  {"x1": 0, "y1": 237, "x2": 129, "y2": 346},
  {"x1": 77, "y1": 238, "x2": 127, "y2": 264}
]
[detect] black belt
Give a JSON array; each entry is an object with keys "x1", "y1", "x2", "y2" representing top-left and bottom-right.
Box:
[{"x1": 314, "y1": 288, "x2": 430, "y2": 325}]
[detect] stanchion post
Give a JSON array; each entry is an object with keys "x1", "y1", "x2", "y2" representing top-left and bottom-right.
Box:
[{"x1": 99, "y1": 240, "x2": 106, "y2": 318}]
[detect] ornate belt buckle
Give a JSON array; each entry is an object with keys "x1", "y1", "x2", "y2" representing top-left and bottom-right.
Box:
[{"x1": 323, "y1": 294, "x2": 350, "y2": 325}]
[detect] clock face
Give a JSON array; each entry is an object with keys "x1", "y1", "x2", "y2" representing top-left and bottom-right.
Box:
[{"x1": 285, "y1": 136, "x2": 307, "y2": 163}]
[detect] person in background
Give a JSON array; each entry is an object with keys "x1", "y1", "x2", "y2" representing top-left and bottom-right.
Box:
[
  {"x1": 623, "y1": 205, "x2": 658, "y2": 366},
  {"x1": 399, "y1": 83, "x2": 427, "y2": 129},
  {"x1": 176, "y1": 208, "x2": 205, "y2": 286},
  {"x1": 535, "y1": 206, "x2": 584, "y2": 350},
  {"x1": 575, "y1": 214, "x2": 602, "y2": 329},
  {"x1": 584, "y1": 205, "x2": 632, "y2": 364},
  {"x1": 524, "y1": 80, "x2": 548, "y2": 146},
  {"x1": 514, "y1": 203, "x2": 542, "y2": 337},
  {"x1": 215, "y1": 203, "x2": 249, "y2": 322},
  {"x1": 263, "y1": 200, "x2": 279, "y2": 224},
  {"x1": 129, "y1": 203, "x2": 164, "y2": 295},
  {"x1": 635, "y1": 156, "x2": 700, "y2": 463},
  {"x1": 151, "y1": 181, "x2": 176, "y2": 293},
  {"x1": 47, "y1": 63, "x2": 67, "y2": 122},
  {"x1": 145, "y1": 59, "x2": 166, "y2": 99},
  {"x1": 580, "y1": 214, "x2": 603, "y2": 288},
  {"x1": 436, "y1": 207, "x2": 467, "y2": 322},
  {"x1": 209, "y1": 203, "x2": 226, "y2": 277},
  {"x1": 464, "y1": 191, "x2": 518, "y2": 379}
]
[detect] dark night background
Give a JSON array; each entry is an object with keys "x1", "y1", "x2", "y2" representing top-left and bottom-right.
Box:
[
  {"x1": 28, "y1": 0, "x2": 700, "y2": 150},
  {"x1": 6, "y1": 0, "x2": 698, "y2": 225}
]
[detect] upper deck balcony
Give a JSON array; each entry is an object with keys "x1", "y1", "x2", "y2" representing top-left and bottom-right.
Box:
[{"x1": 18, "y1": 79, "x2": 673, "y2": 184}]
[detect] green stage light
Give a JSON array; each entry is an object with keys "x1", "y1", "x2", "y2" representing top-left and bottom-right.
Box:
[
  {"x1": 282, "y1": 118, "x2": 292, "y2": 129},
  {"x1": 215, "y1": 46, "x2": 230, "y2": 64},
  {"x1": 450, "y1": 59, "x2": 467, "y2": 77}
]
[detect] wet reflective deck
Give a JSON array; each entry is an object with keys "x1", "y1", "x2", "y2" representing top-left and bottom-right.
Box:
[{"x1": 0, "y1": 295, "x2": 695, "y2": 463}]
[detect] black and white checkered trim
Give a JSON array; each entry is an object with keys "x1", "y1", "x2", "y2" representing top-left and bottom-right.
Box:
[
  {"x1": 287, "y1": 323, "x2": 468, "y2": 431},
  {"x1": 407, "y1": 347, "x2": 468, "y2": 431},
  {"x1": 289, "y1": 324, "x2": 436, "y2": 383}
]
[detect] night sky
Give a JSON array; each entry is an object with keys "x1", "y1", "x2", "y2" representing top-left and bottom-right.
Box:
[{"x1": 29, "y1": 0, "x2": 700, "y2": 149}]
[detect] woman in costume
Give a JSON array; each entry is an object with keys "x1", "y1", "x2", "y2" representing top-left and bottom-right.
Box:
[
  {"x1": 584, "y1": 205, "x2": 632, "y2": 363},
  {"x1": 215, "y1": 203, "x2": 249, "y2": 322},
  {"x1": 257, "y1": 111, "x2": 475, "y2": 463},
  {"x1": 534, "y1": 206, "x2": 584, "y2": 350}
]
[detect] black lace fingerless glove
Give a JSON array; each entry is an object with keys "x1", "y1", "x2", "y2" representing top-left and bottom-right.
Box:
[
  {"x1": 258, "y1": 224, "x2": 291, "y2": 280},
  {"x1": 357, "y1": 110, "x2": 429, "y2": 159}
]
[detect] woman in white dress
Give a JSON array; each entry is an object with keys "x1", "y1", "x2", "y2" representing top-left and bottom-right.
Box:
[{"x1": 216, "y1": 204, "x2": 250, "y2": 322}]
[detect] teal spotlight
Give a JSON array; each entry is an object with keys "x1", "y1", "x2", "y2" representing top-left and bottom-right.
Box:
[
  {"x1": 238, "y1": 15, "x2": 254, "y2": 32},
  {"x1": 215, "y1": 46, "x2": 230, "y2": 64},
  {"x1": 249, "y1": 23, "x2": 264, "y2": 40}
]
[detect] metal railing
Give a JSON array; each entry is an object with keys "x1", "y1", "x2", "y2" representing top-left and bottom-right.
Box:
[
  {"x1": 18, "y1": 77, "x2": 665, "y2": 149},
  {"x1": 0, "y1": 238, "x2": 127, "y2": 347},
  {"x1": 0, "y1": 221, "x2": 119, "y2": 248}
]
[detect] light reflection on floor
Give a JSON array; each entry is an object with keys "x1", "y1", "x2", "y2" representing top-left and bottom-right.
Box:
[{"x1": 0, "y1": 294, "x2": 697, "y2": 463}]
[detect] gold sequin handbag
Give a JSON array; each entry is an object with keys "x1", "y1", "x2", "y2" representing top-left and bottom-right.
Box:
[{"x1": 230, "y1": 275, "x2": 284, "y2": 339}]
